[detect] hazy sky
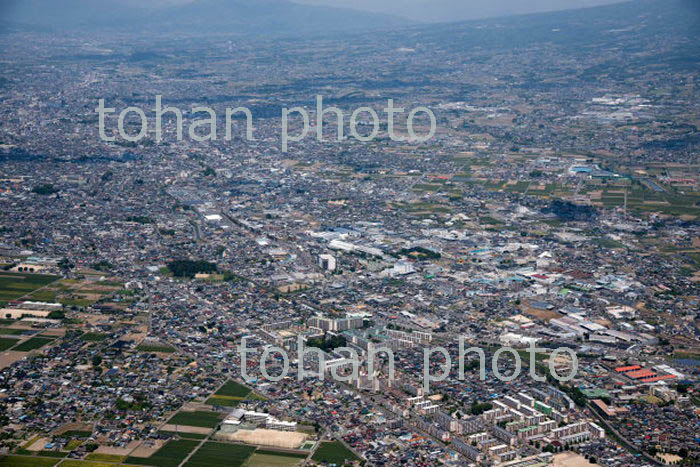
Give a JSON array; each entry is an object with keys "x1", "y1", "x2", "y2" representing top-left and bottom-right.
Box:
[{"x1": 293, "y1": 0, "x2": 627, "y2": 22}]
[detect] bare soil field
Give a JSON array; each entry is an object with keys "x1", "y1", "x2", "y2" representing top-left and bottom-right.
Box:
[
  {"x1": 129, "y1": 439, "x2": 167, "y2": 457},
  {"x1": 552, "y1": 452, "x2": 594, "y2": 467},
  {"x1": 160, "y1": 424, "x2": 213, "y2": 435},
  {"x1": 216, "y1": 428, "x2": 307, "y2": 449},
  {"x1": 0, "y1": 351, "x2": 26, "y2": 370}
]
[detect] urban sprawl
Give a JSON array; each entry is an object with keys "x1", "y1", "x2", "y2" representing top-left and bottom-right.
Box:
[{"x1": 0, "y1": 1, "x2": 699, "y2": 467}]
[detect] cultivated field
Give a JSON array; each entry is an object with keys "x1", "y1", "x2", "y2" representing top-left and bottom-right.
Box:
[
  {"x1": 168, "y1": 410, "x2": 223, "y2": 428},
  {"x1": 0, "y1": 272, "x2": 59, "y2": 303},
  {"x1": 184, "y1": 442, "x2": 256, "y2": 467},
  {"x1": 126, "y1": 439, "x2": 200, "y2": 467},
  {"x1": 246, "y1": 452, "x2": 304, "y2": 467},
  {"x1": 311, "y1": 440, "x2": 361, "y2": 465}
]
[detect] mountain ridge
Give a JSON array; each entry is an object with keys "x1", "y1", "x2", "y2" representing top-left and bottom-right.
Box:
[{"x1": 0, "y1": 0, "x2": 409, "y2": 35}]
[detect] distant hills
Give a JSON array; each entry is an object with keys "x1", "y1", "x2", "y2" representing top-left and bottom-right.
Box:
[
  {"x1": 384, "y1": 0, "x2": 700, "y2": 59},
  {"x1": 1, "y1": 0, "x2": 698, "y2": 45},
  {"x1": 0, "y1": 0, "x2": 408, "y2": 35}
]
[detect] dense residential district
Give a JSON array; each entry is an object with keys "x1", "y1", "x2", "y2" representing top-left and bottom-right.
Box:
[{"x1": 1, "y1": 0, "x2": 700, "y2": 466}]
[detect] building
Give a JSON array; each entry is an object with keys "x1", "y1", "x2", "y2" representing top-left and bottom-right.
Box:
[
  {"x1": 225, "y1": 409, "x2": 297, "y2": 432},
  {"x1": 318, "y1": 254, "x2": 337, "y2": 272},
  {"x1": 307, "y1": 315, "x2": 363, "y2": 332}
]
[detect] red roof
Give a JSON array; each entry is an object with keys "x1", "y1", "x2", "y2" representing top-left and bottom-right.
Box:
[
  {"x1": 641, "y1": 375, "x2": 676, "y2": 383},
  {"x1": 625, "y1": 369, "x2": 655, "y2": 379},
  {"x1": 615, "y1": 365, "x2": 641, "y2": 372}
]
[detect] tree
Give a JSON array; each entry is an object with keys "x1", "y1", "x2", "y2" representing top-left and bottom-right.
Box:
[
  {"x1": 91, "y1": 260, "x2": 113, "y2": 272},
  {"x1": 47, "y1": 310, "x2": 65, "y2": 320},
  {"x1": 166, "y1": 260, "x2": 217, "y2": 278},
  {"x1": 32, "y1": 184, "x2": 59, "y2": 195}
]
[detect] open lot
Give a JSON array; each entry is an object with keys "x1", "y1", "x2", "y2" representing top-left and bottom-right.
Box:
[
  {"x1": 552, "y1": 452, "x2": 595, "y2": 467},
  {"x1": 0, "y1": 351, "x2": 27, "y2": 370}
]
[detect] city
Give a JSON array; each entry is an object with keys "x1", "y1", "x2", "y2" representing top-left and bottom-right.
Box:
[{"x1": 0, "y1": 0, "x2": 699, "y2": 466}]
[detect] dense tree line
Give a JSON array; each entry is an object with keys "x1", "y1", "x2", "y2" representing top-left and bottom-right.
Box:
[
  {"x1": 167, "y1": 260, "x2": 218, "y2": 278},
  {"x1": 543, "y1": 200, "x2": 598, "y2": 222}
]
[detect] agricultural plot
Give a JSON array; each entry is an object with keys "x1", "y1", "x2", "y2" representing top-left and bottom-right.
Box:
[
  {"x1": 12, "y1": 337, "x2": 54, "y2": 352},
  {"x1": 252, "y1": 449, "x2": 307, "y2": 466},
  {"x1": 168, "y1": 410, "x2": 222, "y2": 428},
  {"x1": 0, "y1": 328, "x2": 32, "y2": 336},
  {"x1": 591, "y1": 186, "x2": 700, "y2": 217},
  {"x1": 311, "y1": 441, "x2": 361, "y2": 465},
  {"x1": 60, "y1": 430, "x2": 93, "y2": 439},
  {"x1": 85, "y1": 453, "x2": 126, "y2": 462},
  {"x1": 215, "y1": 380, "x2": 252, "y2": 398},
  {"x1": 184, "y1": 442, "x2": 256, "y2": 467},
  {"x1": 35, "y1": 452, "x2": 65, "y2": 458},
  {"x1": 80, "y1": 333, "x2": 109, "y2": 342},
  {"x1": 158, "y1": 431, "x2": 208, "y2": 440},
  {"x1": 206, "y1": 381, "x2": 264, "y2": 407},
  {"x1": 0, "y1": 456, "x2": 59, "y2": 467},
  {"x1": 246, "y1": 452, "x2": 305, "y2": 467},
  {"x1": 0, "y1": 337, "x2": 19, "y2": 351},
  {"x1": 26, "y1": 290, "x2": 59, "y2": 302},
  {"x1": 60, "y1": 461, "x2": 116, "y2": 467},
  {"x1": 0, "y1": 273, "x2": 125, "y2": 312},
  {"x1": 125, "y1": 439, "x2": 200, "y2": 467},
  {"x1": 0, "y1": 273, "x2": 60, "y2": 302},
  {"x1": 136, "y1": 343, "x2": 175, "y2": 353},
  {"x1": 205, "y1": 396, "x2": 241, "y2": 407}
]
